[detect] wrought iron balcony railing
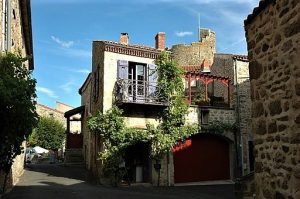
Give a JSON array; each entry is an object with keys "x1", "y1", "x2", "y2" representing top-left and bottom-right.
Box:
[{"x1": 115, "y1": 79, "x2": 168, "y2": 105}]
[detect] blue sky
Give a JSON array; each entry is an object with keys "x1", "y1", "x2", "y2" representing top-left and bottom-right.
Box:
[{"x1": 32, "y1": 0, "x2": 258, "y2": 108}]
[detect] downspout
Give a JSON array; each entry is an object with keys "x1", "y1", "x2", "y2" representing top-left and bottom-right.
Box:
[
  {"x1": 6, "y1": 0, "x2": 11, "y2": 51},
  {"x1": 2, "y1": 0, "x2": 6, "y2": 51},
  {"x1": 234, "y1": 58, "x2": 244, "y2": 177},
  {"x1": 167, "y1": 152, "x2": 170, "y2": 186}
]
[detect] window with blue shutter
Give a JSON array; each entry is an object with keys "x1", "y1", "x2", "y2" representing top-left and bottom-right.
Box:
[
  {"x1": 117, "y1": 60, "x2": 128, "y2": 79},
  {"x1": 147, "y1": 64, "x2": 158, "y2": 100}
]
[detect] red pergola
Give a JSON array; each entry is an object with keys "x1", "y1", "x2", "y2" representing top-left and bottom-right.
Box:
[{"x1": 184, "y1": 71, "x2": 231, "y2": 106}]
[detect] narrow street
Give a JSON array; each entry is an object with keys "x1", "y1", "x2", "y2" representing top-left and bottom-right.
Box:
[{"x1": 4, "y1": 164, "x2": 235, "y2": 199}]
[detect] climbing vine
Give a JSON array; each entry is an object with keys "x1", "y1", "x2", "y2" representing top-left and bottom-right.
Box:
[{"x1": 149, "y1": 51, "x2": 197, "y2": 160}]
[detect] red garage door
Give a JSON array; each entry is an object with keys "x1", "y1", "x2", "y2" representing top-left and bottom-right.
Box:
[{"x1": 173, "y1": 134, "x2": 230, "y2": 183}]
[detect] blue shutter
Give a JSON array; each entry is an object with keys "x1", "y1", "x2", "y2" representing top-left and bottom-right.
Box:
[
  {"x1": 148, "y1": 64, "x2": 157, "y2": 100},
  {"x1": 117, "y1": 60, "x2": 128, "y2": 79}
]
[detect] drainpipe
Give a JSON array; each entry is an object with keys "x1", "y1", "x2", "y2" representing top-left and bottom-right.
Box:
[
  {"x1": 234, "y1": 58, "x2": 244, "y2": 177},
  {"x1": 2, "y1": 0, "x2": 6, "y2": 51},
  {"x1": 167, "y1": 152, "x2": 171, "y2": 186},
  {"x1": 6, "y1": 0, "x2": 11, "y2": 51}
]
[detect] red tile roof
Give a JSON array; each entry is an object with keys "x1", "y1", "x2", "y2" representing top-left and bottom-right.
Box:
[
  {"x1": 181, "y1": 65, "x2": 202, "y2": 72},
  {"x1": 233, "y1": 55, "x2": 248, "y2": 61}
]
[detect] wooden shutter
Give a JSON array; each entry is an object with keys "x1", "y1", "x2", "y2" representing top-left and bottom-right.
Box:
[
  {"x1": 117, "y1": 60, "x2": 128, "y2": 79},
  {"x1": 148, "y1": 64, "x2": 157, "y2": 100}
]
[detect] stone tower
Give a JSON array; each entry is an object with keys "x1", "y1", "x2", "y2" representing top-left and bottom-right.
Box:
[{"x1": 171, "y1": 28, "x2": 216, "y2": 66}]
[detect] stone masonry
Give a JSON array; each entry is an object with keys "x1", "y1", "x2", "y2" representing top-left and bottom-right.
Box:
[
  {"x1": 171, "y1": 28, "x2": 216, "y2": 66},
  {"x1": 245, "y1": 0, "x2": 300, "y2": 198}
]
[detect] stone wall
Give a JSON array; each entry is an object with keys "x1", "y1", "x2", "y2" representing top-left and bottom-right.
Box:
[
  {"x1": 234, "y1": 59, "x2": 253, "y2": 174},
  {"x1": 80, "y1": 74, "x2": 93, "y2": 170},
  {"x1": 171, "y1": 28, "x2": 216, "y2": 66},
  {"x1": 36, "y1": 103, "x2": 65, "y2": 126},
  {"x1": 0, "y1": 0, "x2": 29, "y2": 68},
  {"x1": 245, "y1": 0, "x2": 300, "y2": 198},
  {"x1": 207, "y1": 107, "x2": 235, "y2": 124}
]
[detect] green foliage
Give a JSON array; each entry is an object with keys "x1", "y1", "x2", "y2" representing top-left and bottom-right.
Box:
[
  {"x1": 151, "y1": 51, "x2": 197, "y2": 160},
  {"x1": 27, "y1": 128, "x2": 38, "y2": 146},
  {"x1": 33, "y1": 116, "x2": 65, "y2": 150},
  {"x1": 192, "y1": 92, "x2": 206, "y2": 105},
  {"x1": 0, "y1": 52, "x2": 38, "y2": 192},
  {"x1": 88, "y1": 106, "x2": 148, "y2": 182},
  {"x1": 156, "y1": 51, "x2": 184, "y2": 98}
]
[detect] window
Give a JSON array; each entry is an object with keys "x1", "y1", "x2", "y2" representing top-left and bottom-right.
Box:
[{"x1": 117, "y1": 60, "x2": 158, "y2": 103}]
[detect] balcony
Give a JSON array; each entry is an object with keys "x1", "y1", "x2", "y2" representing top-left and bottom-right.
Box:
[
  {"x1": 115, "y1": 79, "x2": 168, "y2": 106},
  {"x1": 185, "y1": 71, "x2": 231, "y2": 108}
]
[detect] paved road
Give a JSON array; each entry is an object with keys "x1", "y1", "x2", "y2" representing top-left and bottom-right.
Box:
[{"x1": 4, "y1": 164, "x2": 235, "y2": 199}]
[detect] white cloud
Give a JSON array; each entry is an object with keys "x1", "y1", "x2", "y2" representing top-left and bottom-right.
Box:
[
  {"x1": 51, "y1": 36, "x2": 74, "y2": 48},
  {"x1": 60, "y1": 81, "x2": 76, "y2": 93},
  {"x1": 74, "y1": 69, "x2": 90, "y2": 74},
  {"x1": 36, "y1": 87, "x2": 58, "y2": 98},
  {"x1": 175, "y1": 31, "x2": 193, "y2": 37}
]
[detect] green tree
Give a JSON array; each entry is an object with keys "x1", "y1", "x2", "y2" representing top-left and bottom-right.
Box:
[
  {"x1": 27, "y1": 128, "x2": 38, "y2": 146},
  {"x1": 34, "y1": 117, "x2": 65, "y2": 150},
  {"x1": 0, "y1": 53, "x2": 38, "y2": 192}
]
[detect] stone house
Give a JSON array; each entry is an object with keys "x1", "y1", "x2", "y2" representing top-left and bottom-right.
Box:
[
  {"x1": 36, "y1": 102, "x2": 82, "y2": 160},
  {"x1": 171, "y1": 29, "x2": 253, "y2": 176},
  {"x1": 0, "y1": 0, "x2": 34, "y2": 191},
  {"x1": 36, "y1": 101, "x2": 81, "y2": 133},
  {"x1": 79, "y1": 30, "x2": 248, "y2": 185},
  {"x1": 244, "y1": 0, "x2": 300, "y2": 198}
]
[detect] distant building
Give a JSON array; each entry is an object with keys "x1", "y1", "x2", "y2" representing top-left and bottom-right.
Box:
[{"x1": 36, "y1": 101, "x2": 81, "y2": 134}]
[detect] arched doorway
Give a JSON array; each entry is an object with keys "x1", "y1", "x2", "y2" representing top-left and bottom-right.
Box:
[{"x1": 173, "y1": 133, "x2": 231, "y2": 183}]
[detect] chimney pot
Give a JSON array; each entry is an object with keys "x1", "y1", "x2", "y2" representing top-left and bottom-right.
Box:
[
  {"x1": 120, "y1": 33, "x2": 129, "y2": 45},
  {"x1": 155, "y1": 32, "x2": 165, "y2": 50}
]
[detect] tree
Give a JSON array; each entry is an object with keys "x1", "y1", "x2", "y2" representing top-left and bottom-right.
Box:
[
  {"x1": 34, "y1": 117, "x2": 65, "y2": 150},
  {"x1": 0, "y1": 53, "x2": 38, "y2": 192}
]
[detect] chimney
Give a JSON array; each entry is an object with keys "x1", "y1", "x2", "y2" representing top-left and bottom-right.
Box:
[
  {"x1": 120, "y1": 33, "x2": 129, "y2": 45},
  {"x1": 155, "y1": 32, "x2": 165, "y2": 50}
]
